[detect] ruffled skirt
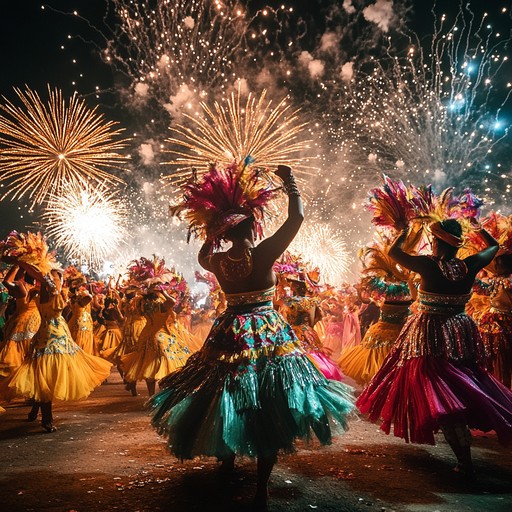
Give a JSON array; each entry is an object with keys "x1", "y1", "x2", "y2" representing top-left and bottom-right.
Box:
[
  {"x1": 1, "y1": 332, "x2": 111, "y2": 402},
  {"x1": 357, "y1": 311, "x2": 512, "y2": 445},
  {"x1": 339, "y1": 320, "x2": 403, "y2": 386},
  {"x1": 148, "y1": 305, "x2": 355, "y2": 459},
  {"x1": 122, "y1": 329, "x2": 191, "y2": 382},
  {"x1": 72, "y1": 328, "x2": 97, "y2": 356},
  {"x1": 0, "y1": 309, "x2": 41, "y2": 377}
]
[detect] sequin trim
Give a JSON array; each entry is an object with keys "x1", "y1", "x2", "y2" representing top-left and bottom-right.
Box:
[
  {"x1": 216, "y1": 340, "x2": 301, "y2": 364},
  {"x1": 417, "y1": 290, "x2": 470, "y2": 315},
  {"x1": 225, "y1": 287, "x2": 275, "y2": 307}
]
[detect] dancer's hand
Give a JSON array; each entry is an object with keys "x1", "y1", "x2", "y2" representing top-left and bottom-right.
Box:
[{"x1": 275, "y1": 164, "x2": 292, "y2": 181}]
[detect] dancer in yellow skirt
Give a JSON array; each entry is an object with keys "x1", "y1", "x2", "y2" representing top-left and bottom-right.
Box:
[
  {"x1": 0, "y1": 232, "x2": 112, "y2": 432},
  {"x1": 98, "y1": 296, "x2": 124, "y2": 356},
  {"x1": 104, "y1": 291, "x2": 147, "y2": 394},
  {"x1": 122, "y1": 287, "x2": 191, "y2": 396},
  {"x1": 0, "y1": 265, "x2": 41, "y2": 377},
  {"x1": 68, "y1": 287, "x2": 97, "y2": 356},
  {"x1": 339, "y1": 234, "x2": 417, "y2": 386}
]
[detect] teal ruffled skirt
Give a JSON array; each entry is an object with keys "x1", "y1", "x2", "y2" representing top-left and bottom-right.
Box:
[{"x1": 148, "y1": 302, "x2": 355, "y2": 459}]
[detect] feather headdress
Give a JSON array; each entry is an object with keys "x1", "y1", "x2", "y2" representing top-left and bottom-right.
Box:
[
  {"x1": 367, "y1": 175, "x2": 415, "y2": 230},
  {"x1": 170, "y1": 160, "x2": 278, "y2": 250},
  {"x1": 194, "y1": 270, "x2": 220, "y2": 293},
  {"x1": 359, "y1": 232, "x2": 412, "y2": 283},
  {"x1": 464, "y1": 212, "x2": 512, "y2": 273},
  {"x1": 127, "y1": 255, "x2": 175, "y2": 287},
  {"x1": 63, "y1": 265, "x2": 86, "y2": 286},
  {"x1": 0, "y1": 230, "x2": 58, "y2": 274}
]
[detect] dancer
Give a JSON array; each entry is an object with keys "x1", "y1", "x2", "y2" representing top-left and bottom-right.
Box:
[
  {"x1": 277, "y1": 269, "x2": 344, "y2": 381},
  {"x1": 97, "y1": 296, "x2": 124, "y2": 357},
  {"x1": 0, "y1": 265, "x2": 41, "y2": 378},
  {"x1": 477, "y1": 253, "x2": 512, "y2": 388},
  {"x1": 104, "y1": 288, "x2": 147, "y2": 392},
  {"x1": 357, "y1": 219, "x2": 512, "y2": 477},
  {"x1": 465, "y1": 212, "x2": 512, "y2": 389},
  {"x1": 148, "y1": 163, "x2": 354, "y2": 509},
  {"x1": 0, "y1": 231, "x2": 112, "y2": 432},
  {"x1": 68, "y1": 285, "x2": 97, "y2": 356},
  {"x1": 121, "y1": 285, "x2": 191, "y2": 397},
  {"x1": 339, "y1": 235, "x2": 416, "y2": 386}
]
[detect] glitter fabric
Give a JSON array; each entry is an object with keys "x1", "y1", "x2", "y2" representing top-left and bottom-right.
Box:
[
  {"x1": 148, "y1": 287, "x2": 355, "y2": 459},
  {"x1": 357, "y1": 290, "x2": 512, "y2": 446},
  {"x1": 477, "y1": 277, "x2": 512, "y2": 388}
]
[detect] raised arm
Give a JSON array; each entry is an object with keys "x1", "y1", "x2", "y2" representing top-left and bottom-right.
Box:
[
  {"x1": 463, "y1": 226, "x2": 499, "y2": 274},
  {"x1": 257, "y1": 165, "x2": 304, "y2": 266},
  {"x1": 2, "y1": 265, "x2": 24, "y2": 296},
  {"x1": 159, "y1": 289, "x2": 177, "y2": 313},
  {"x1": 389, "y1": 227, "x2": 430, "y2": 274}
]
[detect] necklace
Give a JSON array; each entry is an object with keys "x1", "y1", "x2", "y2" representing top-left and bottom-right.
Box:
[{"x1": 220, "y1": 247, "x2": 253, "y2": 281}]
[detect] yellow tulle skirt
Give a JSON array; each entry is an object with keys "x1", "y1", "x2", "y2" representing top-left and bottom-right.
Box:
[
  {"x1": 72, "y1": 329, "x2": 98, "y2": 356},
  {"x1": 2, "y1": 349, "x2": 111, "y2": 402},
  {"x1": 99, "y1": 327, "x2": 123, "y2": 354},
  {"x1": 339, "y1": 320, "x2": 403, "y2": 386},
  {"x1": 122, "y1": 329, "x2": 192, "y2": 382}
]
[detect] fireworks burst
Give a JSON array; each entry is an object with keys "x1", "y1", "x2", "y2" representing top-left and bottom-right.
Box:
[
  {"x1": 324, "y1": 4, "x2": 511, "y2": 203},
  {"x1": 290, "y1": 223, "x2": 352, "y2": 287},
  {"x1": 0, "y1": 86, "x2": 127, "y2": 208},
  {"x1": 163, "y1": 87, "x2": 312, "y2": 183},
  {"x1": 42, "y1": 183, "x2": 129, "y2": 268},
  {"x1": 106, "y1": 0, "x2": 256, "y2": 107}
]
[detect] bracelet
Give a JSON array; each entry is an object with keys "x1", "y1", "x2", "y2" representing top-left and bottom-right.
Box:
[{"x1": 282, "y1": 174, "x2": 301, "y2": 197}]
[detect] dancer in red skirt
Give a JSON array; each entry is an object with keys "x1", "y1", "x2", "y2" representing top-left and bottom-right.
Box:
[{"x1": 357, "y1": 219, "x2": 512, "y2": 478}]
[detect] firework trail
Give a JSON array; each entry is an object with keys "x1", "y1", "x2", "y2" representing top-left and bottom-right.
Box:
[
  {"x1": 322, "y1": 4, "x2": 511, "y2": 204},
  {"x1": 42, "y1": 182, "x2": 129, "y2": 269},
  {"x1": 106, "y1": 0, "x2": 257, "y2": 109},
  {"x1": 0, "y1": 86, "x2": 127, "y2": 208},
  {"x1": 163, "y1": 86, "x2": 312, "y2": 183}
]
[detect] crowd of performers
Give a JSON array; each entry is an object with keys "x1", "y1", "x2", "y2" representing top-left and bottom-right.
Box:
[{"x1": 1, "y1": 166, "x2": 512, "y2": 508}]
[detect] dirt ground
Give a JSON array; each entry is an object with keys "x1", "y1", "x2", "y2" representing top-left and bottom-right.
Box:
[{"x1": 1, "y1": 371, "x2": 511, "y2": 512}]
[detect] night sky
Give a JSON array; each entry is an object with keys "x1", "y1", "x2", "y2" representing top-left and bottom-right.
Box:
[{"x1": 0, "y1": 0, "x2": 510, "y2": 246}]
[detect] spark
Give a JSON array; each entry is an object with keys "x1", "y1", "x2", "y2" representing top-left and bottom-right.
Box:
[
  {"x1": 290, "y1": 223, "x2": 352, "y2": 286},
  {"x1": 42, "y1": 182, "x2": 129, "y2": 268},
  {"x1": 323, "y1": 4, "x2": 511, "y2": 207},
  {"x1": 0, "y1": 86, "x2": 127, "y2": 208},
  {"x1": 163, "y1": 86, "x2": 312, "y2": 184},
  {"x1": 106, "y1": 0, "x2": 257, "y2": 106}
]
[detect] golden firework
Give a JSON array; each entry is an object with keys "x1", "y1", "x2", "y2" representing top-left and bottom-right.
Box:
[
  {"x1": 0, "y1": 86, "x2": 128, "y2": 208},
  {"x1": 163, "y1": 87, "x2": 312, "y2": 183},
  {"x1": 290, "y1": 223, "x2": 352, "y2": 286},
  {"x1": 42, "y1": 182, "x2": 129, "y2": 268}
]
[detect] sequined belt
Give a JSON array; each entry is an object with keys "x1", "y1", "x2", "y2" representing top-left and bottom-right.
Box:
[
  {"x1": 417, "y1": 291, "x2": 470, "y2": 315},
  {"x1": 225, "y1": 287, "x2": 275, "y2": 307},
  {"x1": 380, "y1": 309, "x2": 410, "y2": 324}
]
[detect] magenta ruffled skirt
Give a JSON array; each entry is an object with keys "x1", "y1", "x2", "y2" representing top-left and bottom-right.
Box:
[
  {"x1": 357, "y1": 353, "x2": 512, "y2": 445},
  {"x1": 357, "y1": 307, "x2": 512, "y2": 445}
]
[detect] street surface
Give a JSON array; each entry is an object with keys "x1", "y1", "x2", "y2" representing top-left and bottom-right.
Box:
[{"x1": 1, "y1": 372, "x2": 511, "y2": 511}]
